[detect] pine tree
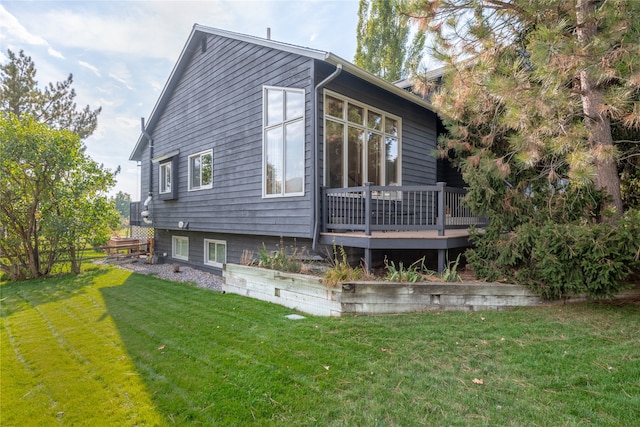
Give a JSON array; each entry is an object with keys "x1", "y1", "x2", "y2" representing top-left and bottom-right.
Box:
[
  {"x1": 1, "y1": 49, "x2": 101, "y2": 139},
  {"x1": 407, "y1": 0, "x2": 640, "y2": 222}
]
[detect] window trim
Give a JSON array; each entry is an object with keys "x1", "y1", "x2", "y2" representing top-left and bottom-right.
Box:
[
  {"x1": 159, "y1": 161, "x2": 172, "y2": 194},
  {"x1": 172, "y1": 235, "x2": 189, "y2": 261},
  {"x1": 262, "y1": 85, "x2": 306, "y2": 198},
  {"x1": 204, "y1": 239, "x2": 227, "y2": 268},
  {"x1": 323, "y1": 90, "x2": 402, "y2": 188},
  {"x1": 188, "y1": 149, "x2": 213, "y2": 191}
]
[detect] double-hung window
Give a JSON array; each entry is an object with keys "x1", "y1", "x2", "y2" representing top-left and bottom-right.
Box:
[
  {"x1": 263, "y1": 86, "x2": 305, "y2": 197},
  {"x1": 172, "y1": 236, "x2": 189, "y2": 261},
  {"x1": 204, "y1": 239, "x2": 226, "y2": 268},
  {"x1": 188, "y1": 149, "x2": 213, "y2": 191},
  {"x1": 159, "y1": 161, "x2": 172, "y2": 194},
  {"x1": 324, "y1": 91, "x2": 401, "y2": 188}
]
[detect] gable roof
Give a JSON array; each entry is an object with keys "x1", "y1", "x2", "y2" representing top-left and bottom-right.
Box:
[{"x1": 130, "y1": 24, "x2": 434, "y2": 161}]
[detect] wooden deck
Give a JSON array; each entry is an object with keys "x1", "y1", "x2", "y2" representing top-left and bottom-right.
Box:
[
  {"x1": 320, "y1": 184, "x2": 487, "y2": 271},
  {"x1": 319, "y1": 228, "x2": 480, "y2": 273},
  {"x1": 320, "y1": 228, "x2": 474, "y2": 249}
]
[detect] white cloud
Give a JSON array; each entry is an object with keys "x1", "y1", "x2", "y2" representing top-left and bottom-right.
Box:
[
  {"x1": 116, "y1": 116, "x2": 140, "y2": 130},
  {"x1": 0, "y1": 5, "x2": 48, "y2": 46},
  {"x1": 79, "y1": 60, "x2": 101, "y2": 77},
  {"x1": 150, "y1": 80, "x2": 163, "y2": 92},
  {"x1": 48, "y1": 47, "x2": 64, "y2": 59},
  {"x1": 108, "y1": 73, "x2": 133, "y2": 91}
]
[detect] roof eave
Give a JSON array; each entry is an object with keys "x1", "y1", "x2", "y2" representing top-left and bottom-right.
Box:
[
  {"x1": 324, "y1": 53, "x2": 436, "y2": 112},
  {"x1": 129, "y1": 25, "x2": 332, "y2": 161},
  {"x1": 129, "y1": 26, "x2": 436, "y2": 161}
]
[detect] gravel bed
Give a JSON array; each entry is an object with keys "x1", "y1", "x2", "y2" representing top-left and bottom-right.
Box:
[{"x1": 100, "y1": 259, "x2": 224, "y2": 291}]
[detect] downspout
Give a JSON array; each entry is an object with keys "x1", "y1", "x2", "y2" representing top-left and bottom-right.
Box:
[
  {"x1": 312, "y1": 63, "x2": 342, "y2": 252},
  {"x1": 140, "y1": 117, "x2": 154, "y2": 225}
]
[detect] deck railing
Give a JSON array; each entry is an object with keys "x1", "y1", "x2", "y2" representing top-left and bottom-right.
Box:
[{"x1": 322, "y1": 182, "x2": 487, "y2": 236}]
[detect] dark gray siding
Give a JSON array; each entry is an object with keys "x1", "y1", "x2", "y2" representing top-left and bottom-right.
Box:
[
  {"x1": 154, "y1": 229, "x2": 312, "y2": 274},
  {"x1": 145, "y1": 34, "x2": 315, "y2": 239},
  {"x1": 315, "y1": 61, "x2": 439, "y2": 187},
  {"x1": 139, "y1": 36, "x2": 445, "y2": 271},
  {"x1": 437, "y1": 158, "x2": 466, "y2": 188}
]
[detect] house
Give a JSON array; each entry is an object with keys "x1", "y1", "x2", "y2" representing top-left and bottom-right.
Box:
[{"x1": 129, "y1": 24, "x2": 483, "y2": 275}]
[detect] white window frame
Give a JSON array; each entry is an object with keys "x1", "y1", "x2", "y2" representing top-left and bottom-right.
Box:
[
  {"x1": 159, "y1": 161, "x2": 172, "y2": 194},
  {"x1": 323, "y1": 90, "x2": 402, "y2": 188},
  {"x1": 172, "y1": 236, "x2": 189, "y2": 261},
  {"x1": 262, "y1": 86, "x2": 306, "y2": 198},
  {"x1": 204, "y1": 239, "x2": 227, "y2": 268},
  {"x1": 188, "y1": 149, "x2": 213, "y2": 191}
]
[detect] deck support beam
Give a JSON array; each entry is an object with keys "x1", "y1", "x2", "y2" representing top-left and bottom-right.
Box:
[
  {"x1": 364, "y1": 248, "x2": 372, "y2": 273},
  {"x1": 438, "y1": 249, "x2": 445, "y2": 274}
]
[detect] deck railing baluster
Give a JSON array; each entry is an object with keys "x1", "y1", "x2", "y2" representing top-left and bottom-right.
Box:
[{"x1": 322, "y1": 184, "x2": 487, "y2": 233}]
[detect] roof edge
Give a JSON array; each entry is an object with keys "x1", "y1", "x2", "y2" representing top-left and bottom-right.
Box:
[
  {"x1": 129, "y1": 25, "x2": 437, "y2": 161},
  {"x1": 324, "y1": 53, "x2": 435, "y2": 111}
]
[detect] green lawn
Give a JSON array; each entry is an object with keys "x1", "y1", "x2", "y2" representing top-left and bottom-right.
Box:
[{"x1": 2, "y1": 266, "x2": 639, "y2": 426}]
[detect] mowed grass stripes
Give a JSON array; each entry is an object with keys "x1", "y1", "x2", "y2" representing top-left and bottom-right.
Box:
[{"x1": 2, "y1": 265, "x2": 639, "y2": 426}]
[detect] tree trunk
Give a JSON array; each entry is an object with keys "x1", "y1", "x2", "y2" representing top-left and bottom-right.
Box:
[
  {"x1": 26, "y1": 212, "x2": 41, "y2": 278},
  {"x1": 69, "y1": 244, "x2": 81, "y2": 274},
  {"x1": 576, "y1": 0, "x2": 623, "y2": 222}
]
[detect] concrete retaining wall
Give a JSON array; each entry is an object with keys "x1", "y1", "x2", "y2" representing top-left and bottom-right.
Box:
[
  {"x1": 223, "y1": 264, "x2": 551, "y2": 316},
  {"x1": 223, "y1": 264, "x2": 343, "y2": 316}
]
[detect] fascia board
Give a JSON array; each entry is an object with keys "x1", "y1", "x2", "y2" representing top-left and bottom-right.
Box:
[
  {"x1": 324, "y1": 53, "x2": 435, "y2": 112},
  {"x1": 130, "y1": 25, "x2": 436, "y2": 161}
]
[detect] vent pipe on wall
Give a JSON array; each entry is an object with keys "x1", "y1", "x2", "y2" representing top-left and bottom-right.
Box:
[
  {"x1": 267, "y1": 27, "x2": 271, "y2": 40},
  {"x1": 140, "y1": 117, "x2": 154, "y2": 225}
]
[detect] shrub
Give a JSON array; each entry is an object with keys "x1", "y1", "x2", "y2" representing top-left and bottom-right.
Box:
[
  {"x1": 384, "y1": 257, "x2": 425, "y2": 283},
  {"x1": 257, "y1": 241, "x2": 302, "y2": 273},
  {"x1": 323, "y1": 245, "x2": 364, "y2": 287},
  {"x1": 440, "y1": 253, "x2": 462, "y2": 282},
  {"x1": 467, "y1": 209, "x2": 640, "y2": 299}
]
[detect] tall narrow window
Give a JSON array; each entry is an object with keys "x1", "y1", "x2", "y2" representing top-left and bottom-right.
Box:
[
  {"x1": 263, "y1": 87, "x2": 305, "y2": 197},
  {"x1": 188, "y1": 150, "x2": 212, "y2": 191},
  {"x1": 159, "y1": 161, "x2": 172, "y2": 194},
  {"x1": 324, "y1": 91, "x2": 401, "y2": 188}
]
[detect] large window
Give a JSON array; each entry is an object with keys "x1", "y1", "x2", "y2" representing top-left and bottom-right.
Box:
[
  {"x1": 172, "y1": 236, "x2": 189, "y2": 261},
  {"x1": 159, "y1": 161, "x2": 172, "y2": 194},
  {"x1": 188, "y1": 150, "x2": 212, "y2": 191},
  {"x1": 263, "y1": 86, "x2": 305, "y2": 197},
  {"x1": 204, "y1": 239, "x2": 226, "y2": 268},
  {"x1": 324, "y1": 91, "x2": 400, "y2": 188}
]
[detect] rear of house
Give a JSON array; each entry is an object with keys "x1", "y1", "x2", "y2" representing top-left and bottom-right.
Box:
[{"x1": 130, "y1": 25, "x2": 462, "y2": 275}]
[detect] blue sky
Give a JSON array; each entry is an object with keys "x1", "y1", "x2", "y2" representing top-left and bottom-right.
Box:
[{"x1": 1, "y1": 0, "x2": 361, "y2": 200}]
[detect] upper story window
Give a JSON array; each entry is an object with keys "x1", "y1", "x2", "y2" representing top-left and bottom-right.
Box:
[
  {"x1": 159, "y1": 161, "x2": 172, "y2": 194},
  {"x1": 263, "y1": 86, "x2": 305, "y2": 197},
  {"x1": 188, "y1": 149, "x2": 213, "y2": 191},
  {"x1": 324, "y1": 90, "x2": 401, "y2": 188},
  {"x1": 153, "y1": 150, "x2": 178, "y2": 200}
]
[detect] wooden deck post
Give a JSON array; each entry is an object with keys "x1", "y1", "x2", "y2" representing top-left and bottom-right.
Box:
[
  {"x1": 437, "y1": 182, "x2": 446, "y2": 236},
  {"x1": 437, "y1": 249, "x2": 445, "y2": 273},
  {"x1": 364, "y1": 182, "x2": 372, "y2": 236},
  {"x1": 320, "y1": 186, "x2": 327, "y2": 232},
  {"x1": 364, "y1": 248, "x2": 372, "y2": 274}
]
